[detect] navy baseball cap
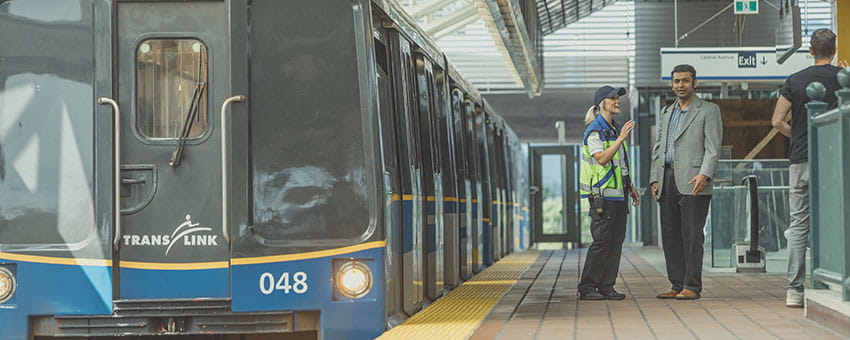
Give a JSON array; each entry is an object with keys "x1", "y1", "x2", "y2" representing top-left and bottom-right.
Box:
[{"x1": 593, "y1": 86, "x2": 627, "y2": 108}]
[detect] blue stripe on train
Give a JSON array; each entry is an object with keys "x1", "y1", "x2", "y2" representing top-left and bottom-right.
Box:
[
  {"x1": 443, "y1": 200, "x2": 457, "y2": 214},
  {"x1": 402, "y1": 199, "x2": 413, "y2": 253},
  {"x1": 0, "y1": 260, "x2": 112, "y2": 340},
  {"x1": 120, "y1": 267, "x2": 228, "y2": 299},
  {"x1": 427, "y1": 200, "x2": 436, "y2": 253},
  {"x1": 231, "y1": 246, "x2": 386, "y2": 340},
  {"x1": 483, "y1": 218, "x2": 492, "y2": 266}
]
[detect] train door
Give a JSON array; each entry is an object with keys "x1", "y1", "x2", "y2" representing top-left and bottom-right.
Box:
[
  {"x1": 115, "y1": 1, "x2": 230, "y2": 299},
  {"x1": 435, "y1": 70, "x2": 459, "y2": 291},
  {"x1": 464, "y1": 100, "x2": 482, "y2": 272},
  {"x1": 491, "y1": 127, "x2": 504, "y2": 261},
  {"x1": 388, "y1": 32, "x2": 425, "y2": 316},
  {"x1": 374, "y1": 23, "x2": 406, "y2": 326},
  {"x1": 414, "y1": 54, "x2": 444, "y2": 303},
  {"x1": 452, "y1": 88, "x2": 472, "y2": 280}
]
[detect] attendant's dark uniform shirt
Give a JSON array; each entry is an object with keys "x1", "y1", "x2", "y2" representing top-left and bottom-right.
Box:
[{"x1": 779, "y1": 64, "x2": 842, "y2": 164}]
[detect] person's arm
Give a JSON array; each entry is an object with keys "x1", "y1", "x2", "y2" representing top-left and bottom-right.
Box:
[
  {"x1": 630, "y1": 182, "x2": 641, "y2": 206},
  {"x1": 592, "y1": 139, "x2": 625, "y2": 166},
  {"x1": 690, "y1": 104, "x2": 723, "y2": 195},
  {"x1": 649, "y1": 109, "x2": 666, "y2": 201},
  {"x1": 592, "y1": 121, "x2": 634, "y2": 165},
  {"x1": 772, "y1": 95, "x2": 793, "y2": 138}
]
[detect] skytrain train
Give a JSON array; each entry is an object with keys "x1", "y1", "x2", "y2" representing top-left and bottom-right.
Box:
[{"x1": 0, "y1": 0, "x2": 530, "y2": 339}]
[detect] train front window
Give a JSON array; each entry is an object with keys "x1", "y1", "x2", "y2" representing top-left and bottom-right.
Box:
[
  {"x1": 136, "y1": 39, "x2": 208, "y2": 139},
  {"x1": 0, "y1": 0, "x2": 97, "y2": 246},
  {"x1": 247, "y1": 0, "x2": 375, "y2": 250}
]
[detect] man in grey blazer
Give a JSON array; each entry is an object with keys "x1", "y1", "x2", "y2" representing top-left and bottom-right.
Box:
[{"x1": 649, "y1": 64, "x2": 723, "y2": 300}]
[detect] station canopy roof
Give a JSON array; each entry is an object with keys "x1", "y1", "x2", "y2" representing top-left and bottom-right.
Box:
[
  {"x1": 537, "y1": 0, "x2": 617, "y2": 35},
  {"x1": 397, "y1": 0, "x2": 619, "y2": 94}
]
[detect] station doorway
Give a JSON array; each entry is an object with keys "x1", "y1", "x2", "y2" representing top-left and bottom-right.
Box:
[{"x1": 529, "y1": 145, "x2": 582, "y2": 245}]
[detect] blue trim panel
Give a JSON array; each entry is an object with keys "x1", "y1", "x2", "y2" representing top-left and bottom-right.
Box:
[
  {"x1": 402, "y1": 199, "x2": 414, "y2": 253},
  {"x1": 427, "y1": 200, "x2": 437, "y2": 253},
  {"x1": 231, "y1": 247, "x2": 386, "y2": 340},
  {"x1": 443, "y1": 201, "x2": 457, "y2": 214},
  {"x1": 389, "y1": 199, "x2": 402, "y2": 256},
  {"x1": 0, "y1": 260, "x2": 112, "y2": 340},
  {"x1": 120, "y1": 267, "x2": 228, "y2": 299}
]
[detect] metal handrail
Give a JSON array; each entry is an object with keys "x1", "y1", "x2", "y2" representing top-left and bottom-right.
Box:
[
  {"x1": 97, "y1": 97, "x2": 121, "y2": 250},
  {"x1": 741, "y1": 175, "x2": 759, "y2": 255},
  {"x1": 220, "y1": 95, "x2": 246, "y2": 244}
]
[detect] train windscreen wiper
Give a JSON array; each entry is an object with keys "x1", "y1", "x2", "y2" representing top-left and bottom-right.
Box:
[{"x1": 169, "y1": 53, "x2": 206, "y2": 167}]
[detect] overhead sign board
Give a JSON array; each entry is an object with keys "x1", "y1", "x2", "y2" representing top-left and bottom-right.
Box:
[
  {"x1": 734, "y1": 0, "x2": 759, "y2": 14},
  {"x1": 660, "y1": 47, "x2": 813, "y2": 83}
]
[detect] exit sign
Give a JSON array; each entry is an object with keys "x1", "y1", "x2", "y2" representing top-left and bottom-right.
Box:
[{"x1": 734, "y1": 0, "x2": 759, "y2": 14}]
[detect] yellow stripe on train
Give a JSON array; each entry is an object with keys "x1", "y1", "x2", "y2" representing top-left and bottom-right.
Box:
[
  {"x1": 232, "y1": 240, "x2": 387, "y2": 265},
  {"x1": 0, "y1": 252, "x2": 111, "y2": 267}
]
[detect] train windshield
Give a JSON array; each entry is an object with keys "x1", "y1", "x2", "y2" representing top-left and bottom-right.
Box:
[
  {"x1": 0, "y1": 0, "x2": 98, "y2": 247},
  {"x1": 246, "y1": 0, "x2": 376, "y2": 250}
]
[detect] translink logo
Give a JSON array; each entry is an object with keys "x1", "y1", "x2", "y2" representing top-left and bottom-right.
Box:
[{"x1": 122, "y1": 215, "x2": 219, "y2": 255}]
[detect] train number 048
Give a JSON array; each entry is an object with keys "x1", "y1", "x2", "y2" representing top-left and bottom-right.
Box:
[{"x1": 259, "y1": 272, "x2": 309, "y2": 295}]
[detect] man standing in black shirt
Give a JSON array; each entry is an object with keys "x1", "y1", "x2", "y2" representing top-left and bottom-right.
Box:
[{"x1": 771, "y1": 28, "x2": 848, "y2": 308}]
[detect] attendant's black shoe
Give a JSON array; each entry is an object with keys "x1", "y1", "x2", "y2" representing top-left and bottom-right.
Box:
[
  {"x1": 579, "y1": 291, "x2": 606, "y2": 300},
  {"x1": 598, "y1": 289, "x2": 626, "y2": 300}
]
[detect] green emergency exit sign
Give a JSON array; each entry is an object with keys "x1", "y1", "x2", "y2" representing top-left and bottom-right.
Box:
[{"x1": 734, "y1": 0, "x2": 759, "y2": 14}]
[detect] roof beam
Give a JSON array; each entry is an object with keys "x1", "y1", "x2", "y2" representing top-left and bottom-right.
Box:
[
  {"x1": 474, "y1": 0, "x2": 543, "y2": 96},
  {"x1": 423, "y1": 4, "x2": 478, "y2": 34},
  {"x1": 431, "y1": 13, "x2": 480, "y2": 39},
  {"x1": 409, "y1": 0, "x2": 465, "y2": 18}
]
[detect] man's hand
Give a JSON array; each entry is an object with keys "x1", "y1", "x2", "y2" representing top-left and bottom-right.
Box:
[
  {"x1": 630, "y1": 186, "x2": 641, "y2": 206},
  {"x1": 650, "y1": 182, "x2": 659, "y2": 201},
  {"x1": 688, "y1": 174, "x2": 710, "y2": 195},
  {"x1": 838, "y1": 60, "x2": 849, "y2": 68}
]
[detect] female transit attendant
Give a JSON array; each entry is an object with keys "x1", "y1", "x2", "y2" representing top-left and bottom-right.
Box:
[{"x1": 577, "y1": 85, "x2": 640, "y2": 300}]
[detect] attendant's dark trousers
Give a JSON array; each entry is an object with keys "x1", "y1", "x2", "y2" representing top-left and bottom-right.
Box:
[
  {"x1": 659, "y1": 167, "x2": 711, "y2": 293},
  {"x1": 578, "y1": 199, "x2": 627, "y2": 294}
]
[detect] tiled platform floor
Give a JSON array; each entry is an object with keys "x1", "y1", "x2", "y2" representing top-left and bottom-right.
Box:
[{"x1": 468, "y1": 247, "x2": 848, "y2": 340}]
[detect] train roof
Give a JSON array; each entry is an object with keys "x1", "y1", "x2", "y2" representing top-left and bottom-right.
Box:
[
  {"x1": 372, "y1": 0, "x2": 483, "y2": 104},
  {"x1": 371, "y1": 0, "x2": 444, "y2": 69}
]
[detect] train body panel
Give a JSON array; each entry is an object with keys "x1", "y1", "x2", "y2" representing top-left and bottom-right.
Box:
[
  {"x1": 231, "y1": 246, "x2": 386, "y2": 340},
  {"x1": 0, "y1": 0, "x2": 530, "y2": 338},
  {"x1": 0, "y1": 260, "x2": 111, "y2": 340}
]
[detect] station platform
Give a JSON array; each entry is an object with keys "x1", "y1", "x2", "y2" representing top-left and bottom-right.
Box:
[{"x1": 378, "y1": 247, "x2": 847, "y2": 340}]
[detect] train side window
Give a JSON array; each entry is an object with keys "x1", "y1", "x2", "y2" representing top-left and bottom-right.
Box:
[{"x1": 136, "y1": 39, "x2": 208, "y2": 139}]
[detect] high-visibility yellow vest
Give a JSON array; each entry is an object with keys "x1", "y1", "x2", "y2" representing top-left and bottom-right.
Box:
[{"x1": 579, "y1": 114, "x2": 627, "y2": 201}]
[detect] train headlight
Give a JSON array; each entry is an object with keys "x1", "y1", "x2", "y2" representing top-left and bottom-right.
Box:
[
  {"x1": 0, "y1": 267, "x2": 15, "y2": 303},
  {"x1": 335, "y1": 261, "x2": 372, "y2": 299}
]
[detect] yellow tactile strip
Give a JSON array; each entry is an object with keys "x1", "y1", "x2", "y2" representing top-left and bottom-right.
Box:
[{"x1": 377, "y1": 251, "x2": 540, "y2": 340}]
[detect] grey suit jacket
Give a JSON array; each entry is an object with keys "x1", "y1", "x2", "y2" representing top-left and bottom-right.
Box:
[{"x1": 649, "y1": 96, "x2": 723, "y2": 196}]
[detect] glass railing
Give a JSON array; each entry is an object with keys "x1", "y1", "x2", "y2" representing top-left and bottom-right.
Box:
[{"x1": 707, "y1": 159, "x2": 790, "y2": 271}]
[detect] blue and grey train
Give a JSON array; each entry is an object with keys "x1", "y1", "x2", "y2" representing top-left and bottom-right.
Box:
[{"x1": 0, "y1": 0, "x2": 530, "y2": 339}]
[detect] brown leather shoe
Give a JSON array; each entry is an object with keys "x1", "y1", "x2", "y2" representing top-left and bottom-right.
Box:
[
  {"x1": 675, "y1": 289, "x2": 701, "y2": 300},
  {"x1": 656, "y1": 290, "x2": 680, "y2": 299}
]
